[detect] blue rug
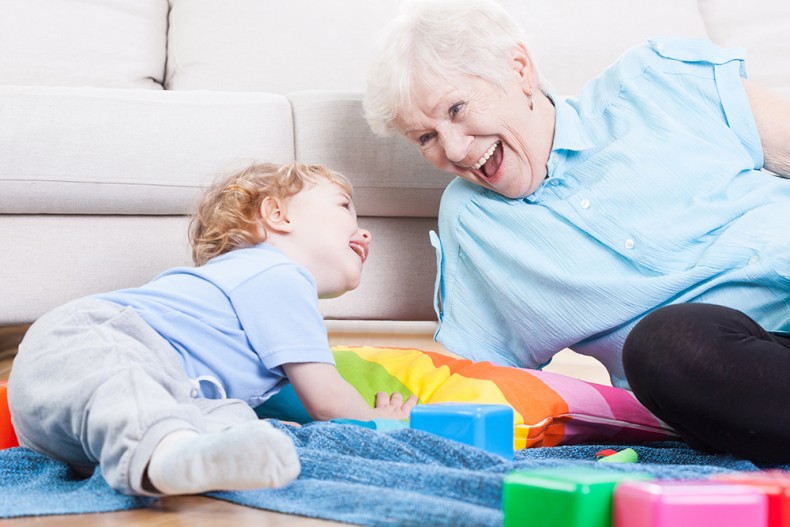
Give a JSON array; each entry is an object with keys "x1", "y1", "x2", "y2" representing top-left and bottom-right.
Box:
[
  {"x1": 1, "y1": 421, "x2": 787, "y2": 525},
  {"x1": 0, "y1": 447, "x2": 153, "y2": 518}
]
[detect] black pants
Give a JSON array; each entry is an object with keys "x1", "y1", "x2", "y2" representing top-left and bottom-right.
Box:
[{"x1": 623, "y1": 303, "x2": 790, "y2": 464}]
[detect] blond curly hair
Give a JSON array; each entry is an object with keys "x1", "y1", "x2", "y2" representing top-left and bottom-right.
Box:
[{"x1": 190, "y1": 162, "x2": 353, "y2": 266}]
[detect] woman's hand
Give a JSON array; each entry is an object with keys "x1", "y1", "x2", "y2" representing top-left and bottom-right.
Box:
[{"x1": 743, "y1": 79, "x2": 790, "y2": 177}]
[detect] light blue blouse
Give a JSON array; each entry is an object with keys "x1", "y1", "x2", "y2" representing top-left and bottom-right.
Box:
[{"x1": 431, "y1": 38, "x2": 790, "y2": 388}]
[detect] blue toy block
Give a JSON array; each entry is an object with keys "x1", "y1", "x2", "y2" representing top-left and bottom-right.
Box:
[{"x1": 410, "y1": 403, "x2": 514, "y2": 459}]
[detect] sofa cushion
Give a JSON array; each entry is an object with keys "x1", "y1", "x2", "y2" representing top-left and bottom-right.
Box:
[
  {"x1": 166, "y1": 0, "x2": 401, "y2": 93},
  {"x1": 0, "y1": 0, "x2": 168, "y2": 89},
  {"x1": 0, "y1": 215, "x2": 193, "y2": 325},
  {"x1": 0, "y1": 86, "x2": 294, "y2": 215},
  {"x1": 289, "y1": 91, "x2": 453, "y2": 218},
  {"x1": 698, "y1": 0, "x2": 790, "y2": 98},
  {"x1": 318, "y1": 217, "x2": 438, "y2": 321},
  {"x1": 0, "y1": 215, "x2": 438, "y2": 325},
  {"x1": 166, "y1": 0, "x2": 708, "y2": 97}
]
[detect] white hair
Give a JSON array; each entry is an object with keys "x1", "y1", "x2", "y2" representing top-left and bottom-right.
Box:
[{"x1": 364, "y1": 0, "x2": 550, "y2": 137}]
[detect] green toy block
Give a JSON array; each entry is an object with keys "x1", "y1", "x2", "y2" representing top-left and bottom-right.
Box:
[{"x1": 503, "y1": 467, "x2": 653, "y2": 527}]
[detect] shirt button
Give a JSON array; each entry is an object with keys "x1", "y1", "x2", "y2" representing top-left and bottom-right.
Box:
[
  {"x1": 624, "y1": 239, "x2": 635, "y2": 250},
  {"x1": 580, "y1": 198, "x2": 591, "y2": 209},
  {"x1": 748, "y1": 255, "x2": 759, "y2": 265}
]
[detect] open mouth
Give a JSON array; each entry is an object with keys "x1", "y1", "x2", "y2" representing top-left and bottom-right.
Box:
[
  {"x1": 472, "y1": 141, "x2": 502, "y2": 178},
  {"x1": 349, "y1": 241, "x2": 368, "y2": 263}
]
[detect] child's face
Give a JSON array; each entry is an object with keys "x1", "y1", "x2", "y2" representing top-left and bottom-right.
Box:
[{"x1": 275, "y1": 179, "x2": 371, "y2": 298}]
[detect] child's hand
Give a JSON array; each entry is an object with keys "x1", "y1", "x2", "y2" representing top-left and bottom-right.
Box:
[
  {"x1": 284, "y1": 362, "x2": 418, "y2": 421},
  {"x1": 373, "y1": 391, "x2": 418, "y2": 420}
]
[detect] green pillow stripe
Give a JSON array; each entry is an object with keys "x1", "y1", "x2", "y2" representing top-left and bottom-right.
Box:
[
  {"x1": 255, "y1": 349, "x2": 416, "y2": 423},
  {"x1": 334, "y1": 350, "x2": 416, "y2": 405}
]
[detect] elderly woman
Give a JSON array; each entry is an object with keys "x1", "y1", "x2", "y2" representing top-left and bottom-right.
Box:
[{"x1": 364, "y1": 0, "x2": 790, "y2": 462}]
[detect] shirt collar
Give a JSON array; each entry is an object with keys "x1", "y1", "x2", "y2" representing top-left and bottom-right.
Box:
[
  {"x1": 550, "y1": 96, "x2": 595, "y2": 153},
  {"x1": 525, "y1": 97, "x2": 594, "y2": 203}
]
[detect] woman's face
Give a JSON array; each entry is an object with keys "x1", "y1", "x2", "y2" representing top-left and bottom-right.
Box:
[{"x1": 395, "y1": 51, "x2": 555, "y2": 199}]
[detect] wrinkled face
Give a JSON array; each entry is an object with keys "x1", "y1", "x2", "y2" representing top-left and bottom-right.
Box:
[
  {"x1": 395, "y1": 60, "x2": 555, "y2": 199},
  {"x1": 275, "y1": 179, "x2": 371, "y2": 298}
]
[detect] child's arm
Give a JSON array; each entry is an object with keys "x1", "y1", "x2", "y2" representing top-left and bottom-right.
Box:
[{"x1": 281, "y1": 362, "x2": 417, "y2": 421}]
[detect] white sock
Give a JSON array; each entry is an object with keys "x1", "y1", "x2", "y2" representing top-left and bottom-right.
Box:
[{"x1": 146, "y1": 420, "x2": 300, "y2": 495}]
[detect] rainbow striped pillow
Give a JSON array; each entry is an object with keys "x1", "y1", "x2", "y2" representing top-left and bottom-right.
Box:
[{"x1": 256, "y1": 345, "x2": 678, "y2": 449}]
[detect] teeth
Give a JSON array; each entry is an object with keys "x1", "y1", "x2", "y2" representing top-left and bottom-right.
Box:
[{"x1": 472, "y1": 142, "x2": 499, "y2": 170}]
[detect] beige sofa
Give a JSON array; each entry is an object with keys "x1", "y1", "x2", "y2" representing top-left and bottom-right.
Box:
[{"x1": 1, "y1": 0, "x2": 788, "y2": 343}]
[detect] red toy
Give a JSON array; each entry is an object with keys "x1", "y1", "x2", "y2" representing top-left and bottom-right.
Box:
[
  {"x1": 714, "y1": 471, "x2": 790, "y2": 527},
  {"x1": 0, "y1": 381, "x2": 19, "y2": 449}
]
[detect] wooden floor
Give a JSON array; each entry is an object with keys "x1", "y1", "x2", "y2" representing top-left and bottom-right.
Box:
[{"x1": 0, "y1": 321, "x2": 611, "y2": 526}]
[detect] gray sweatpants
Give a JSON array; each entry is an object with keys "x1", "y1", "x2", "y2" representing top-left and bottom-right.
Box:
[{"x1": 8, "y1": 298, "x2": 258, "y2": 496}]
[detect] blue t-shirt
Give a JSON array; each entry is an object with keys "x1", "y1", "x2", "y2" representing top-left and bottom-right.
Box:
[
  {"x1": 432, "y1": 38, "x2": 790, "y2": 388},
  {"x1": 95, "y1": 243, "x2": 333, "y2": 406}
]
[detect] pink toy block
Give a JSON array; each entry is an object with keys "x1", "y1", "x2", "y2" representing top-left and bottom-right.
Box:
[
  {"x1": 714, "y1": 471, "x2": 790, "y2": 527},
  {"x1": 613, "y1": 480, "x2": 767, "y2": 527}
]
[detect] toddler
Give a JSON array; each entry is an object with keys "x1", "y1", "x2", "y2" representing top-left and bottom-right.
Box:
[{"x1": 8, "y1": 162, "x2": 417, "y2": 496}]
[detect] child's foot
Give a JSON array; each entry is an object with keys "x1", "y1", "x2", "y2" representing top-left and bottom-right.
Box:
[{"x1": 146, "y1": 420, "x2": 300, "y2": 495}]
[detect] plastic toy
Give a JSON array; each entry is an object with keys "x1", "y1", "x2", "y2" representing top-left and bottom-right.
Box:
[
  {"x1": 713, "y1": 470, "x2": 790, "y2": 527},
  {"x1": 0, "y1": 381, "x2": 19, "y2": 449},
  {"x1": 614, "y1": 479, "x2": 767, "y2": 527},
  {"x1": 597, "y1": 447, "x2": 638, "y2": 463},
  {"x1": 503, "y1": 467, "x2": 652, "y2": 527},
  {"x1": 410, "y1": 403, "x2": 514, "y2": 459}
]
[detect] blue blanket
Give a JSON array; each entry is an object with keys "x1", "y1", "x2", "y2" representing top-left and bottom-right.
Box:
[{"x1": 1, "y1": 421, "x2": 786, "y2": 525}]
